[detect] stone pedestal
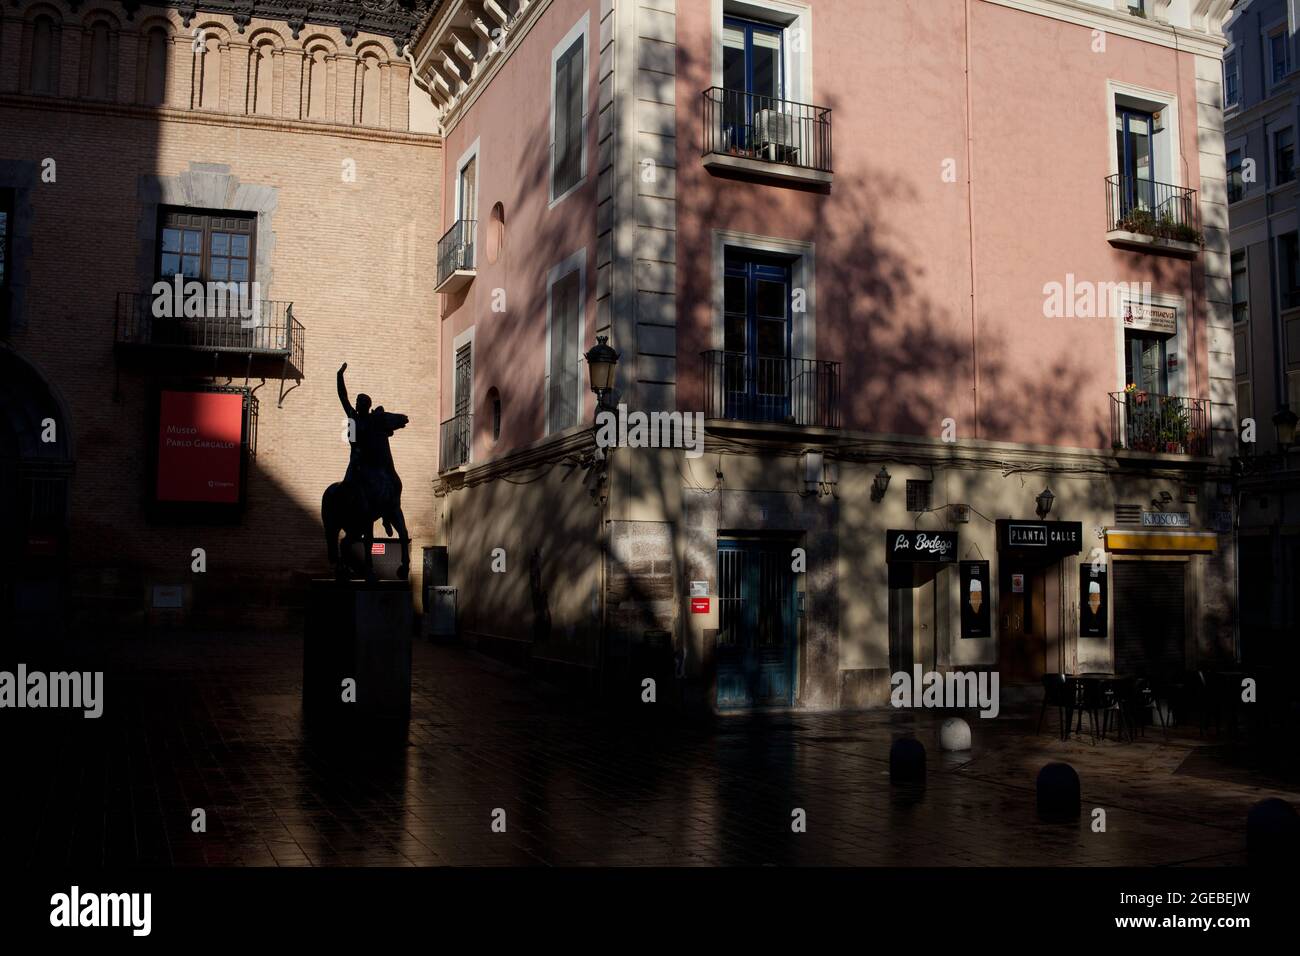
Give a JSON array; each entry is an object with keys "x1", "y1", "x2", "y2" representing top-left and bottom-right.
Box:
[{"x1": 304, "y1": 579, "x2": 412, "y2": 728}]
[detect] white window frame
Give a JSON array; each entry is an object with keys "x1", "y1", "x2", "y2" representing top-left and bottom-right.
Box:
[
  {"x1": 1226, "y1": 134, "x2": 1247, "y2": 203},
  {"x1": 1105, "y1": 80, "x2": 1183, "y2": 189},
  {"x1": 1273, "y1": 126, "x2": 1296, "y2": 187},
  {"x1": 1110, "y1": 287, "x2": 1188, "y2": 398},
  {"x1": 711, "y1": 229, "x2": 815, "y2": 362},
  {"x1": 451, "y1": 325, "x2": 475, "y2": 465},
  {"x1": 545, "y1": 248, "x2": 587, "y2": 435},
  {"x1": 454, "y1": 136, "x2": 480, "y2": 259},
  {"x1": 1267, "y1": 21, "x2": 1290, "y2": 91},
  {"x1": 1223, "y1": 48, "x2": 1239, "y2": 109},
  {"x1": 548, "y1": 13, "x2": 590, "y2": 209},
  {"x1": 711, "y1": 0, "x2": 813, "y2": 106},
  {"x1": 1231, "y1": 247, "x2": 1249, "y2": 324}
]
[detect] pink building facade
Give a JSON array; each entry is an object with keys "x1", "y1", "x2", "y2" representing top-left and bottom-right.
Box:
[{"x1": 414, "y1": 0, "x2": 1237, "y2": 711}]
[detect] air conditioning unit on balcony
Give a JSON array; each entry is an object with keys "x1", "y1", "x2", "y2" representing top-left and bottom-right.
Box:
[{"x1": 755, "y1": 109, "x2": 798, "y2": 162}]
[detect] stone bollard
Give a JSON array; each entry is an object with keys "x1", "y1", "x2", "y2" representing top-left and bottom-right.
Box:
[
  {"x1": 890, "y1": 736, "x2": 926, "y2": 784},
  {"x1": 1036, "y1": 762, "x2": 1080, "y2": 822},
  {"x1": 1247, "y1": 797, "x2": 1299, "y2": 867},
  {"x1": 939, "y1": 717, "x2": 971, "y2": 752}
]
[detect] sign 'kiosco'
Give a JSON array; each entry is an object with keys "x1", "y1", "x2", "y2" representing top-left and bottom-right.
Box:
[{"x1": 1141, "y1": 511, "x2": 1191, "y2": 527}]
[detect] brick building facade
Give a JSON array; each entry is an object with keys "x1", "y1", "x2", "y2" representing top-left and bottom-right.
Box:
[{"x1": 1, "y1": 1, "x2": 443, "y2": 633}]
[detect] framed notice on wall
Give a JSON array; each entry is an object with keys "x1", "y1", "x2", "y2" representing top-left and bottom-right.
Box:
[
  {"x1": 959, "y1": 560, "x2": 991, "y2": 638},
  {"x1": 148, "y1": 386, "x2": 254, "y2": 522},
  {"x1": 1079, "y1": 564, "x2": 1108, "y2": 639}
]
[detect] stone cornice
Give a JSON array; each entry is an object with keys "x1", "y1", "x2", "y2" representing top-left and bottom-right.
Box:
[
  {"x1": 58, "y1": 0, "x2": 450, "y2": 51},
  {"x1": 0, "y1": 92, "x2": 443, "y2": 145},
  {"x1": 982, "y1": 0, "x2": 1230, "y2": 58}
]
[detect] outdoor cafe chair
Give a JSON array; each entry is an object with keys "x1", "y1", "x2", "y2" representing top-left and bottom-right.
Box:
[
  {"x1": 1038, "y1": 674, "x2": 1071, "y2": 741},
  {"x1": 1132, "y1": 677, "x2": 1167, "y2": 737}
]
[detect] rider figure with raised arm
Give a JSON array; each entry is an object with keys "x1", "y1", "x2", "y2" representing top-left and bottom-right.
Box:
[{"x1": 337, "y1": 363, "x2": 408, "y2": 530}]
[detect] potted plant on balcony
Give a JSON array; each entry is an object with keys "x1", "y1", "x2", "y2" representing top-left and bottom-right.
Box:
[
  {"x1": 1115, "y1": 208, "x2": 1204, "y2": 246},
  {"x1": 1122, "y1": 383, "x2": 1161, "y2": 451},
  {"x1": 1157, "y1": 396, "x2": 1190, "y2": 453}
]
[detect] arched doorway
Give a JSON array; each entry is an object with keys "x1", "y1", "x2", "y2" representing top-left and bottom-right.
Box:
[{"x1": 0, "y1": 347, "x2": 73, "y2": 639}]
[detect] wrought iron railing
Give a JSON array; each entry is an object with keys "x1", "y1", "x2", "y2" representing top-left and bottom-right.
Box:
[
  {"x1": 440, "y1": 412, "x2": 471, "y2": 471},
  {"x1": 1104, "y1": 174, "x2": 1201, "y2": 244},
  {"x1": 701, "y1": 350, "x2": 840, "y2": 427},
  {"x1": 437, "y1": 219, "x2": 476, "y2": 287},
  {"x1": 1110, "y1": 391, "x2": 1211, "y2": 456},
  {"x1": 701, "y1": 87, "x2": 832, "y2": 174},
  {"x1": 114, "y1": 291, "x2": 304, "y2": 373}
]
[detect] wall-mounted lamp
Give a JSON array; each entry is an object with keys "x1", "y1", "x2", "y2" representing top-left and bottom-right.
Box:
[
  {"x1": 584, "y1": 335, "x2": 620, "y2": 414},
  {"x1": 870, "y1": 466, "x2": 891, "y2": 502},
  {"x1": 1035, "y1": 486, "x2": 1055, "y2": 519},
  {"x1": 1274, "y1": 404, "x2": 1298, "y2": 452}
]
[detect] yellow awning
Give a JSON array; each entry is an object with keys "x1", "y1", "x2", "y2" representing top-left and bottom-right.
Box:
[{"x1": 1104, "y1": 529, "x2": 1218, "y2": 553}]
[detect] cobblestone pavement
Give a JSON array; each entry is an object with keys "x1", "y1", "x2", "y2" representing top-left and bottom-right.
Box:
[{"x1": 5, "y1": 634, "x2": 1296, "y2": 867}]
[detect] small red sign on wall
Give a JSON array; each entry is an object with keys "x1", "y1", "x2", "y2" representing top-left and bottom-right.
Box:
[
  {"x1": 371, "y1": 543, "x2": 386, "y2": 555},
  {"x1": 26, "y1": 535, "x2": 58, "y2": 557},
  {"x1": 690, "y1": 597, "x2": 710, "y2": 614}
]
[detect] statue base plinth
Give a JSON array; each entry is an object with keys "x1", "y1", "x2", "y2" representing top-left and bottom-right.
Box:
[{"x1": 303, "y1": 579, "x2": 412, "y2": 730}]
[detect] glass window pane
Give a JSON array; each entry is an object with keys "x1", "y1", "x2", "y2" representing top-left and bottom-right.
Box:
[
  {"x1": 755, "y1": 278, "x2": 786, "y2": 318},
  {"x1": 182, "y1": 230, "x2": 201, "y2": 254},
  {"x1": 231, "y1": 235, "x2": 249, "y2": 257},
  {"x1": 757, "y1": 318, "x2": 785, "y2": 357},
  {"x1": 723, "y1": 46, "x2": 746, "y2": 93},
  {"x1": 210, "y1": 258, "x2": 228, "y2": 280},
  {"x1": 752, "y1": 46, "x2": 779, "y2": 100},
  {"x1": 229, "y1": 259, "x2": 248, "y2": 282},
  {"x1": 161, "y1": 228, "x2": 181, "y2": 253},
  {"x1": 182, "y1": 255, "x2": 200, "y2": 277},
  {"x1": 725, "y1": 313, "x2": 745, "y2": 353},
  {"x1": 160, "y1": 253, "x2": 180, "y2": 276},
  {"x1": 211, "y1": 233, "x2": 230, "y2": 256},
  {"x1": 724, "y1": 275, "x2": 746, "y2": 314}
]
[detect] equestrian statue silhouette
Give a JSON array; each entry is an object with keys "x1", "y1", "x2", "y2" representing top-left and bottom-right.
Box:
[{"x1": 322, "y1": 362, "x2": 410, "y2": 582}]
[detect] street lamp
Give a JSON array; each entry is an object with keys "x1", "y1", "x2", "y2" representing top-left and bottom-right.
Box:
[
  {"x1": 1273, "y1": 404, "x2": 1298, "y2": 452},
  {"x1": 585, "y1": 335, "x2": 620, "y2": 413},
  {"x1": 870, "y1": 466, "x2": 891, "y2": 502},
  {"x1": 1035, "y1": 486, "x2": 1055, "y2": 519}
]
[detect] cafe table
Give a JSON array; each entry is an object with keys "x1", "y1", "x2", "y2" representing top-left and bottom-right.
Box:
[{"x1": 1064, "y1": 672, "x2": 1131, "y2": 739}]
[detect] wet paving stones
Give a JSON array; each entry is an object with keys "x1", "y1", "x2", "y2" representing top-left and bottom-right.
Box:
[{"x1": 5, "y1": 632, "x2": 1296, "y2": 867}]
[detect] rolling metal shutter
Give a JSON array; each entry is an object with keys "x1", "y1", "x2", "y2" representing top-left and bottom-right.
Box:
[{"x1": 1112, "y1": 562, "x2": 1186, "y2": 676}]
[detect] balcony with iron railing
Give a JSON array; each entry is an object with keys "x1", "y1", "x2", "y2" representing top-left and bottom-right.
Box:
[
  {"x1": 114, "y1": 291, "x2": 304, "y2": 403},
  {"x1": 1104, "y1": 174, "x2": 1202, "y2": 256},
  {"x1": 701, "y1": 351, "x2": 840, "y2": 429},
  {"x1": 701, "y1": 88, "x2": 832, "y2": 186},
  {"x1": 1110, "y1": 390, "x2": 1212, "y2": 457},
  {"x1": 436, "y1": 219, "x2": 476, "y2": 294},
  {"x1": 440, "y1": 412, "x2": 471, "y2": 472}
]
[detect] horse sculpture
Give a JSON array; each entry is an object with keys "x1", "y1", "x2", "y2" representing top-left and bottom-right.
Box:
[{"x1": 323, "y1": 363, "x2": 410, "y2": 582}]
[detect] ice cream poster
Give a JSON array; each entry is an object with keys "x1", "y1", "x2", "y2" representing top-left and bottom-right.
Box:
[
  {"x1": 1079, "y1": 565, "x2": 1108, "y2": 638},
  {"x1": 959, "y1": 560, "x2": 991, "y2": 638}
]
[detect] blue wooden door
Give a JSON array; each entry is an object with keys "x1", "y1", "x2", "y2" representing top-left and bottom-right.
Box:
[
  {"x1": 716, "y1": 539, "x2": 797, "y2": 710},
  {"x1": 722, "y1": 252, "x2": 792, "y2": 423},
  {"x1": 721, "y1": 16, "x2": 784, "y2": 154}
]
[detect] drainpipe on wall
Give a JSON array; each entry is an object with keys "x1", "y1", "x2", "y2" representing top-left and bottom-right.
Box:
[{"x1": 964, "y1": 0, "x2": 980, "y2": 439}]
